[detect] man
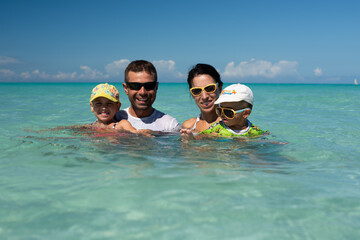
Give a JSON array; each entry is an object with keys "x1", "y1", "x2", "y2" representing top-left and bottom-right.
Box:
[{"x1": 115, "y1": 60, "x2": 181, "y2": 132}]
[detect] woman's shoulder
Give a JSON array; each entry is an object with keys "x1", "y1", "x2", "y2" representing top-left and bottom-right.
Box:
[{"x1": 182, "y1": 117, "x2": 197, "y2": 129}]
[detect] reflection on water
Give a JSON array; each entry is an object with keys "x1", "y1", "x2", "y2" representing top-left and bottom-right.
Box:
[{"x1": 18, "y1": 126, "x2": 293, "y2": 176}]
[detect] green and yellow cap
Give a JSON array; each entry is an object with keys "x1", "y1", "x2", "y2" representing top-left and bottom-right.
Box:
[{"x1": 90, "y1": 83, "x2": 119, "y2": 103}]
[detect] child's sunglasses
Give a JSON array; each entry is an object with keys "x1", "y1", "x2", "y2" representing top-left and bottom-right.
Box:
[
  {"x1": 215, "y1": 107, "x2": 251, "y2": 119},
  {"x1": 190, "y1": 83, "x2": 217, "y2": 96},
  {"x1": 126, "y1": 81, "x2": 157, "y2": 91}
]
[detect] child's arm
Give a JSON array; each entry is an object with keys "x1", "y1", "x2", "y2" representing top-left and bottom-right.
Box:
[
  {"x1": 180, "y1": 128, "x2": 216, "y2": 141},
  {"x1": 114, "y1": 120, "x2": 152, "y2": 137},
  {"x1": 136, "y1": 129, "x2": 153, "y2": 136},
  {"x1": 27, "y1": 124, "x2": 92, "y2": 133},
  {"x1": 114, "y1": 120, "x2": 137, "y2": 133}
]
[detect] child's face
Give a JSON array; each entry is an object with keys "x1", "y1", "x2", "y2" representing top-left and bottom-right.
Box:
[
  {"x1": 219, "y1": 102, "x2": 249, "y2": 127},
  {"x1": 90, "y1": 97, "x2": 121, "y2": 124}
]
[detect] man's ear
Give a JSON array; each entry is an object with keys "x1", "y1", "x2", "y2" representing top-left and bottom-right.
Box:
[
  {"x1": 90, "y1": 102, "x2": 94, "y2": 112},
  {"x1": 117, "y1": 102, "x2": 121, "y2": 111},
  {"x1": 242, "y1": 109, "x2": 252, "y2": 119},
  {"x1": 155, "y1": 82, "x2": 159, "y2": 91},
  {"x1": 123, "y1": 83, "x2": 129, "y2": 95}
]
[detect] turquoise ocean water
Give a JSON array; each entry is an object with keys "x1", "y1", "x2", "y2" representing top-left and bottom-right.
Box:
[{"x1": 1, "y1": 83, "x2": 359, "y2": 239}]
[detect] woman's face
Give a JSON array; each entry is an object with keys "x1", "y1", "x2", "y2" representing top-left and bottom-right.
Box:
[{"x1": 191, "y1": 74, "x2": 221, "y2": 114}]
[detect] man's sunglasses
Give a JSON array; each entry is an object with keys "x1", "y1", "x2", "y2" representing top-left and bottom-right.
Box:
[
  {"x1": 190, "y1": 83, "x2": 217, "y2": 96},
  {"x1": 215, "y1": 107, "x2": 251, "y2": 119},
  {"x1": 126, "y1": 81, "x2": 157, "y2": 91}
]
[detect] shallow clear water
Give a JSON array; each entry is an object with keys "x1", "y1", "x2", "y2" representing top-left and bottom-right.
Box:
[{"x1": 1, "y1": 83, "x2": 359, "y2": 239}]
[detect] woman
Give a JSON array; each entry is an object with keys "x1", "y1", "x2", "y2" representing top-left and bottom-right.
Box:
[{"x1": 181, "y1": 63, "x2": 223, "y2": 136}]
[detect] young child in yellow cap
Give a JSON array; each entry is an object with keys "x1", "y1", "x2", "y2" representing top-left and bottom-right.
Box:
[{"x1": 89, "y1": 83, "x2": 139, "y2": 133}]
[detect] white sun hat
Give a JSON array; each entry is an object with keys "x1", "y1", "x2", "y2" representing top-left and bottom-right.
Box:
[{"x1": 214, "y1": 83, "x2": 254, "y2": 105}]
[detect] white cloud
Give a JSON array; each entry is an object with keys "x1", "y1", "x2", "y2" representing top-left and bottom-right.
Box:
[
  {"x1": 105, "y1": 59, "x2": 130, "y2": 76},
  {"x1": 105, "y1": 59, "x2": 184, "y2": 79},
  {"x1": 16, "y1": 67, "x2": 104, "y2": 81},
  {"x1": 153, "y1": 60, "x2": 175, "y2": 71},
  {"x1": 314, "y1": 67, "x2": 323, "y2": 76},
  {"x1": 52, "y1": 72, "x2": 77, "y2": 80},
  {"x1": 78, "y1": 66, "x2": 109, "y2": 80},
  {"x1": 153, "y1": 60, "x2": 184, "y2": 78},
  {"x1": 1, "y1": 59, "x2": 185, "y2": 81},
  {"x1": 18, "y1": 70, "x2": 74, "y2": 80},
  {"x1": 223, "y1": 59, "x2": 299, "y2": 78},
  {"x1": 3, "y1": 65, "x2": 110, "y2": 81},
  {"x1": 0, "y1": 69, "x2": 15, "y2": 76},
  {"x1": 21, "y1": 72, "x2": 31, "y2": 79},
  {"x1": 31, "y1": 70, "x2": 51, "y2": 79},
  {"x1": 0, "y1": 56, "x2": 20, "y2": 65}
]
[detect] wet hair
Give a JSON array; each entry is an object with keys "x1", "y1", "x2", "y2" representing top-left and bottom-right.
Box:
[
  {"x1": 124, "y1": 60, "x2": 157, "y2": 82},
  {"x1": 187, "y1": 63, "x2": 223, "y2": 89}
]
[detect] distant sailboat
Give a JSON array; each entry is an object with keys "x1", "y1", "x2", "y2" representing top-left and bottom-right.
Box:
[{"x1": 355, "y1": 79, "x2": 358, "y2": 85}]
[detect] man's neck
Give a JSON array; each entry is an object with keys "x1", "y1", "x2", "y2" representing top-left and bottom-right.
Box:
[{"x1": 128, "y1": 106, "x2": 155, "y2": 119}]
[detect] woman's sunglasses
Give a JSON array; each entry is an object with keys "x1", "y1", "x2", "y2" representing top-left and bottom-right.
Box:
[
  {"x1": 190, "y1": 83, "x2": 217, "y2": 96},
  {"x1": 215, "y1": 107, "x2": 251, "y2": 119},
  {"x1": 126, "y1": 81, "x2": 157, "y2": 91}
]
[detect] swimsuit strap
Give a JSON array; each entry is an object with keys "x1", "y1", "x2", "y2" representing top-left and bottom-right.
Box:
[
  {"x1": 112, "y1": 122, "x2": 118, "y2": 129},
  {"x1": 191, "y1": 114, "x2": 201, "y2": 130}
]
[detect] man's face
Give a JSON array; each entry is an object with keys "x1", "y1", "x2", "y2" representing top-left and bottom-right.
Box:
[{"x1": 123, "y1": 71, "x2": 158, "y2": 117}]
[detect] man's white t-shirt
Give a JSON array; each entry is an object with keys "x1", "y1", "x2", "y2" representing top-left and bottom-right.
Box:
[{"x1": 115, "y1": 107, "x2": 181, "y2": 132}]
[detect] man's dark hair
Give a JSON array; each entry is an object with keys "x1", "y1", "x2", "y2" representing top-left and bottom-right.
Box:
[{"x1": 124, "y1": 60, "x2": 157, "y2": 82}]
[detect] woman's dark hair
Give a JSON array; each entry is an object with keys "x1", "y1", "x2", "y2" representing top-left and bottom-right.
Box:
[{"x1": 187, "y1": 63, "x2": 223, "y2": 89}]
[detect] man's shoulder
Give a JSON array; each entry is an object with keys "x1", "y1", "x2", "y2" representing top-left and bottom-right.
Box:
[
  {"x1": 152, "y1": 109, "x2": 176, "y2": 120},
  {"x1": 152, "y1": 108, "x2": 181, "y2": 132},
  {"x1": 114, "y1": 108, "x2": 129, "y2": 121}
]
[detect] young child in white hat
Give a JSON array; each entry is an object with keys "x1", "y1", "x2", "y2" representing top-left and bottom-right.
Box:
[{"x1": 199, "y1": 83, "x2": 268, "y2": 138}]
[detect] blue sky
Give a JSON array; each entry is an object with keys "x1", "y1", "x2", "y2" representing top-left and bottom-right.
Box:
[{"x1": 1, "y1": 0, "x2": 359, "y2": 83}]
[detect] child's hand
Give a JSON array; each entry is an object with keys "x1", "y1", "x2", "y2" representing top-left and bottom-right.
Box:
[
  {"x1": 180, "y1": 128, "x2": 195, "y2": 141},
  {"x1": 136, "y1": 129, "x2": 154, "y2": 137}
]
